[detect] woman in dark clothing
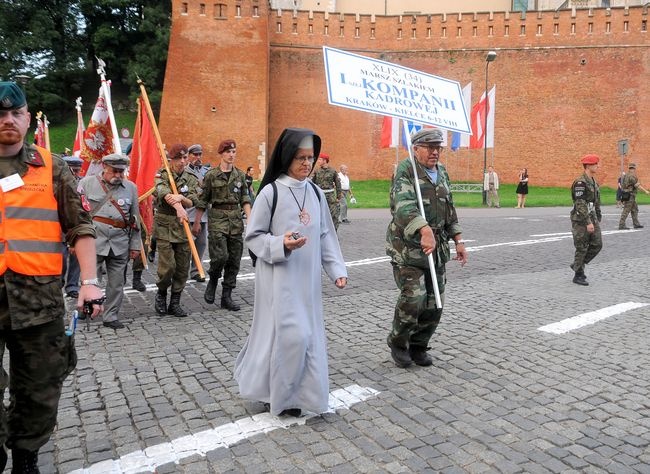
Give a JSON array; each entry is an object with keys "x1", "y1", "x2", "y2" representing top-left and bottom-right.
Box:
[{"x1": 516, "y1": 168, "x2": 529, "y2": 208}]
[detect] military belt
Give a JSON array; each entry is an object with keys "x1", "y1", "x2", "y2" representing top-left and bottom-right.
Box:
[
  {"x1": 93, "y1": 216, "x2": 127, "y2": 228},
  {"x1": 212, "y1": 204, "x2": 240, "y2": 210}
]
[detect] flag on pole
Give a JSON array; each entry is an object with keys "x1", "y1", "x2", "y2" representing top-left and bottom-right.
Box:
[
  {"x1": 73, "y1": 98, "x2": 85, "y2": 158},
  {"x1": 129, "y1": 97, "x2": 159, "y2": 234},
  {"x1": 451, "y1": 83, "x2": 472, "y2": 151},
  {"x1": 382, "y1": 116, "x2": 448, "y2": 149},
  {"x1": 80, "y1": 86, "x2": 114, "y2": 175},
  {"x1": 469, "y1": 85, "x2": 496, "y2": 149},
  {"x1": 34, "y1": 112, "x2": 46, "y2": 148}
]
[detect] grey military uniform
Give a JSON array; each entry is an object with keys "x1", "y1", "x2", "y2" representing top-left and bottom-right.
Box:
[
  {"x1": 78, "y1": 174, "x2": 140, "y2": 323},
  {"x1": 185, "y1": 164, "x2": 210, "y2": 280},
  {"x1": 386, "y1": 160, "x2": 461, "y2": 351}
]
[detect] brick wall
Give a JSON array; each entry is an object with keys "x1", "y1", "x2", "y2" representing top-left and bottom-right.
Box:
[{"x1": 161, "y1": 1, "x2": 650, "y2": 188}]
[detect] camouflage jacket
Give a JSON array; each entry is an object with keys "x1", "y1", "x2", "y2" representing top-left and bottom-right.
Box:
[
  {"x1": 153, "y1": 168, "x2": 201, "y2": 242},
  {"x1": 571, "y1": 172, "x2": 601, "y2": 224},
  {"x1": 196, "y1": 166, "x2": 251, "y2": 235},
  {"x1": 312, "y1": 167, "x2": 342, "y2": 203},
  {"x1": 0, "y1": 144, "x2": 96, "y2": 330},
  {"x1": 386, "y1": 159, "x2": 462, "y2": 268},
  {"x1": 621, "y1": 173, "x2": 640, "y2": 196}
]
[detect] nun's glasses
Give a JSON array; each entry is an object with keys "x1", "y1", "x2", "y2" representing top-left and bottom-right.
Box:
[{"x1": 293, "y1": 156, "x2": 315, "y2": 163}]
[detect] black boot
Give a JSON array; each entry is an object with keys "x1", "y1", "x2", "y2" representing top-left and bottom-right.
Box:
[
  {"x1": 409, "y1": 346, "x2": 433, "y2": 366},
  {"x1": 572, "y1": 271, "x2": 589, "y2": 286},
  {"x1": 221, "y1": 287, "x2": 240, "y2": 311},
  {"x1": 0, "y1": 445, "x2": 6, "y2": 472},
  {"x1": 132, "y1": 271, "x2": 146, "y2": 292},
  {"x1": 167, "y1": 292, "x2": 188, "y2": 318},
  {"x1": 204, "y1": 275, "x2": 218, "y2": 304},
  {"x1": 155, "y1": 290, "x2": 168, "y2": 315},
  {"x1": 11, "y1": 448, "x2": 40, "y2": 474}
]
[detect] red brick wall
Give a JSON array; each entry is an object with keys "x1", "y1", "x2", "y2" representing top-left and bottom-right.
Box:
[{"x1": 161, "y1": 2, "x2": 650, "y2": 188}]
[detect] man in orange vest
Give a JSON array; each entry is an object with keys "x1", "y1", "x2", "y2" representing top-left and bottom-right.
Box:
[{"x1": 0, "y1": 81, "x2": 104, "y2": 472}]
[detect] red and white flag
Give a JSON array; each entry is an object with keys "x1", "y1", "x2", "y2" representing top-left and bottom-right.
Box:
[
  {"x1": 129, "y1": 97, "x2": 160, "y2": 235},
  {"x1": 469, "y1": 85, "x2": 496, "y2": 149},
  {"x1": 80, "y1": 87, "x2": 114, "y2": 175},
  {"x1": 34, "y1": 112, "x2": 46, "y2": 148},
  {"x1": 380, "y1": 116, "x2": 400, "y2": 148}
]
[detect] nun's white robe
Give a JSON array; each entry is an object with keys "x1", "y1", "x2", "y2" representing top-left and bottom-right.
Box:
[{"x1": 235, "y1": 174, "x2": 347, "y2": 415}]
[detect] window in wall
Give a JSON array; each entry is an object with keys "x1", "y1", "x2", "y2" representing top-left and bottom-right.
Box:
[
  {"x1": 457, "y1": 26, "x2": 462, "y2": 37},
  {"x1": 571, "y1": 22, "x2": 576, "y2": 34},
  {"x1": 398, "y1": 28, "x2": 403, "y2": 39},
  {"x1": 588, "y1": 22, "x2": 593, "y2": 33},
  {"x1": 412, "y1": 28, "x2": 416, "y2": 38},
  {"x1": 504, "y1": 25, "x2": 509, "y2": 36},
  {"x1": 554, "y1": 23, "x2": 559, "y2": 34},
  {"x1": 473, "y1": 26, "x2": 477, "y2": 37},
  {"x1": 489, "y1": 25, "x2": 493, "y2": 36},
  {"x1": 623, "y1": 20, "x2": 629, "y2": 32},
  {"x1": 276, "y1": 22, "x2": 282, "y2": 32},
  {"x1": 200, "y1": 3, "x2": 205, "y2": 15},
  {"x1": 339, "y1": 25, "x2": 344, "y2": 36},
  {"x1": 442, "y1": 26, "x2": 447, "y2": 37},
  {"x1": 292, "y1": 22, "x2": 297, "y2": 33},
  {"x1": 520, "y1": 25, "x2": 525, "y2": 35},
  {"x1": 308, "y1": 23, "x2": 313, "y2": 34},
  {"x1": 214, "y1": 3, "x2": 226, "y2": 18},
  {"x1": 181, "y1": 2, "x2": 188, "y2": 14},
  {"x1": 356, "y1": 26, "x2": 360, "y2": 37},
  {"x1": 536, "y1": 24, "x2": 542, "y2": 35},
  {"x1": 253, "y1": 5, "x2": 259, "y2": 17},
  {"x1": 427, "y1": 27, "x2": 431, "y2": 38},
  {"x1": 371, "y1": 27, "x2": 375, "y2": 38},
  {"x1": 605, "y1": 21, "x2": 611, "y2": 33},
  {"x1": 642, "y1": 20, "x2": 647, "y2": 32},
  {"x1": 324, "y1": 25, "x2": 329, "y2": 35},
  {"x1": 236, "y1": 5, "x2": 241, "y2": 17}
]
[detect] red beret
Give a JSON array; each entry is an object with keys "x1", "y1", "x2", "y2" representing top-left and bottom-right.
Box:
[
  {"x1": 581, "y1": 154, "x2": 600, "y2": 165},
  {"x1": 168, "y1": 144, "x2": 188, "y2": 160},
  {"x1": 319, "y1": 153, "x2": 330, "y2": 162},
  {"x1": 218, "y1": 139, "x2": 236, "y2": 154}
]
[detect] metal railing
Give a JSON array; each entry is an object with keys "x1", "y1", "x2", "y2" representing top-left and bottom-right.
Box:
[{"x1": 450, "y1": 183, "x2": 483, "y2": 193}]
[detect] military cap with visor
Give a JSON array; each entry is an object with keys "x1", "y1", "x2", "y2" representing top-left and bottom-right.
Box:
[
  {"x1": 102, "y1": 153, "x2": 130, "y2": 170},
  {"x1": 411, "y1": 129, "x2": 444, "y2": 146},
  {"x1": 629, "y1": 162, "x2": 637, "y2": 169},
  {"x1": 580, "y1": 154, "x2": 600, "y2": 165},
  {"x1": 0, "y1": 81, "x2": 27, "y2": 110},
  {"x1": 188, "y1": 144, "x2": 203, "y2": 155},
  {"x1": 63, "y1": 155, "x2": 84, "y2": 167}
]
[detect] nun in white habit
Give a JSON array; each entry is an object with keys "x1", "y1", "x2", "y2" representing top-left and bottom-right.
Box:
[{"x1": 235, "y1": 128, "x2": 348, "y2": 417}]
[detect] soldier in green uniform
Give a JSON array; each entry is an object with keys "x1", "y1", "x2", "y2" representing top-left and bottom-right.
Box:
[
  {"x1": 570, "y1": 154, "x2": 603, "y2": 286},
  {"x1": 312, "y1": 153, "x2": 342, "y2": 231},
  {"x1": 385, "y1": 129, "x2": 468, "y2": 368},
  {"x1": 618, "y1": 162, "x2": 650, "y2": 230},
  {"x1": 196, "y1": 140, "x2": 251, "y2": 311},
  {"x1": 0, "y1": 82, "x2": 103, "y2": 472},
  {"x1": 153, "y1": 144, "x2": 202, "y2": 317}
]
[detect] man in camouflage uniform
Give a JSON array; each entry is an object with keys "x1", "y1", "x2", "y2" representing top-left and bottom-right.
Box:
[
  {"x1": 618, "y1": 162, "x2": 650, "y2": 230},
  {"x1": 78, "y1": 153, "x2": 141, "y2": 328},
  {"x1": 385, "y1": 129, "x2": 468, "y2": 368},
  {"x1": 153, "y1": 144, "x2": 202, "y2": 318},
  {"x1": 570, "y1": 154, "x2": 603, "y2": 286},
  {"x1": 312, "y1": 153, "x2": 342, "y2": 231},
  {"x1": 0, "y1": 82, "x2": 103, "y2": 472},
  {"x1": 196, "y1": 139, "x2": 251, "y2": 311}
]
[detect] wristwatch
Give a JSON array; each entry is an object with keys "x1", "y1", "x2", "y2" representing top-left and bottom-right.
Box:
[{"x1": 81, "y1": 278, "x2": 100, "y2": 286}]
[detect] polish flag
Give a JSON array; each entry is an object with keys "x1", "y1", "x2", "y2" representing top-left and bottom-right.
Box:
[
  {"x1": 380, "y1": 116, "x2": 400, "y2": 148},
  {"x1": 450, "y1": 83, "x2": 472, "y2": 150},
  {"x1": 469, "y1": 85, "x2": 496, "y2": 149},
  {"x1": 80, "y1": 87, "x2": 114, "y2": 175}
]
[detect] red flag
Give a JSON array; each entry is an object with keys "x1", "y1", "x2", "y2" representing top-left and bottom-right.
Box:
[
  {"x1": 73, "y1": 100, "x2": 85, "y2": 158},
  {"x1": 80, "y1": 87, "x2": 114, "y2": 175},
  {"x1": 380, "y1": 116, "x2": 399, "y2": 148},
  {"x1": 34, "y1": 112, "x2": 46, "y2": 148},
  {"x1": 130, "y1": 97, "x2": 159, "y2": 234},
  {"x1": 469, "y1": 92, "x2": 488, "y2": 149}
]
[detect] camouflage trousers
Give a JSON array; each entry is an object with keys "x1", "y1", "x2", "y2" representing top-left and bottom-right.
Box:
[
  {"x1": 325, "y1": 194, "x2": 340, "y2": 232},
  {"x1": 619, "y1": 197, "x2": 640, "y2": 227},
  {"x1": 156, "y1": 239, "x2": 191, "y2": 294},
  {"x1": 132, "y1": 226, "x2": 149, "y2": 273},
  {"x1": 207, "y1": 232, "x2": 243, "y2": 290},
  {"x1": 571, "y1": 220, "x2": 602, "y2": 273},
  {"x1": 0, "y1": 318, "x2": 76, "y2": 451},
  {"x1": 387, "y1": 263, "x2": 446, "y2": 350}
]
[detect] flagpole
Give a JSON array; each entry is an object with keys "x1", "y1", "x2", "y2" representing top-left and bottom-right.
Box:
[
  {"x1": 96, "y1": 57, "x2": 122, "y2": 154},
  {"x1": 402, "y1": 121, "x2": 442, "y2": 309},
  {"x1": 74, "y1": 97, "x2": 84, "y2": 156},
  {"x1": 137, "y1": 78, "x2": 205, "y2": 279},
  {"x1": 43, "y1": 114, "x2": 50, "y2": 151}
]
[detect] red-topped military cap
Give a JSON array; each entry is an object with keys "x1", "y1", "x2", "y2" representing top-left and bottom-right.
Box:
[{"x1": 580, "y1": 154, "x2": 600, "y2": 165}]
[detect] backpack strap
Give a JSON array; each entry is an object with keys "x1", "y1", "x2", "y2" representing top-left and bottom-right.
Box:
[{"x1": 269, "y1": 181, "x2": 278, "y2": 221}]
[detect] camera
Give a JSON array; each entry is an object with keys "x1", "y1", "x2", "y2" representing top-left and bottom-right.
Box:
[{"x1": 291, "y1": 232, "x2": 302, "y2": 240}]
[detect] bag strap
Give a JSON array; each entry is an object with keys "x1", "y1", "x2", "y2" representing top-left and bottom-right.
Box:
[{"x1": 95, "y1": 175, "x2": 130, "y2": 227}]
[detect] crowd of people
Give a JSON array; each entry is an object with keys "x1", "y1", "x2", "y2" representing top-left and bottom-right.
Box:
[{"x1": 1, "y1": 79, "x2": 649, "y2": 472}]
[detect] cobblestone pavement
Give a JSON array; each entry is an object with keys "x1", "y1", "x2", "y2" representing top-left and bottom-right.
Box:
[{"x1": 35, "y1": 206, "x2": 650, "y2": 473}]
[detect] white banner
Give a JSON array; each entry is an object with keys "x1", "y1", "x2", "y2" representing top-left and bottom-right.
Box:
[{"x1": 323, "y1": 46, "x2": 471, "y2": 134}]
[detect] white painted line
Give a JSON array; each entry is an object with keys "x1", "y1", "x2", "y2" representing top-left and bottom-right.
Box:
[
  {"x1": 538, "y1": 302, "x2": 650, "y2": 334},
  {"x1": 69, "y1": 384, "x2": 380, "y2": 474}
]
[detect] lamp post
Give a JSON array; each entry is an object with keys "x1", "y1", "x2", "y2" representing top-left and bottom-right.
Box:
[{"x1": 482, "y1": 51, "x2": 497, "y2": 205}]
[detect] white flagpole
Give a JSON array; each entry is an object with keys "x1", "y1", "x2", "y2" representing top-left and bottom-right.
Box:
[
  {"x1": 402, "y1": 120, "x2": 442, "y2": 309},
  {"x1": 96, "y1": 57, "x2": 122, "y2": 155}
]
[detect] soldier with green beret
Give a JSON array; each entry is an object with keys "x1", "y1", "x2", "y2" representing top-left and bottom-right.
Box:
[
  {"x1": 153, "y1": 144, "x2": 202, "y2": 317},
  {"x1": 0, "y1": 81, "x2": 103, "y2": 471},
  {"x1": 195, "y1": 139, "x2": 251, "y2": 311},
  {"x1": 385, "y1": 128, "x2": 468, "y2": 369},
  {"x1": 570, "y1": 154, "x2": 603, "y2": 286},
  {"x1": 312, "y1": 153, "x2": 342, "y2": 231}
]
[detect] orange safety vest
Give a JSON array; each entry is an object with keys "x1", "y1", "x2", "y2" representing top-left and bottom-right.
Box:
[{"x1": 0, "y1": 146, "x2": 63, "y2": 276}]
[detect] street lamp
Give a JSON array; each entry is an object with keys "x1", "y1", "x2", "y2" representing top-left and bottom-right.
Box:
[{"x1": 482, "y1": 50, "x2": 497, "y2": 205}]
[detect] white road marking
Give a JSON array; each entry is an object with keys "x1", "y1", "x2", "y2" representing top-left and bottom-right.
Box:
[
  {"x1": 69, "y1": 384, "x2": 379, "y2": 474},
  {"x1": 538, "y1": 302, "x2": 650, "y2": 334}
]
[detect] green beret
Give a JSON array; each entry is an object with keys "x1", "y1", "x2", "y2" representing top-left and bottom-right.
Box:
[
  {"x1": 0, "y1": 82, "x2": 27, "y2": 110},
  {"x1": 102, "y1": 153, "x2": 130, "y2": 170},
  {"x1": 411, "y1": 129, "x2": 444, "y2": 146}
]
